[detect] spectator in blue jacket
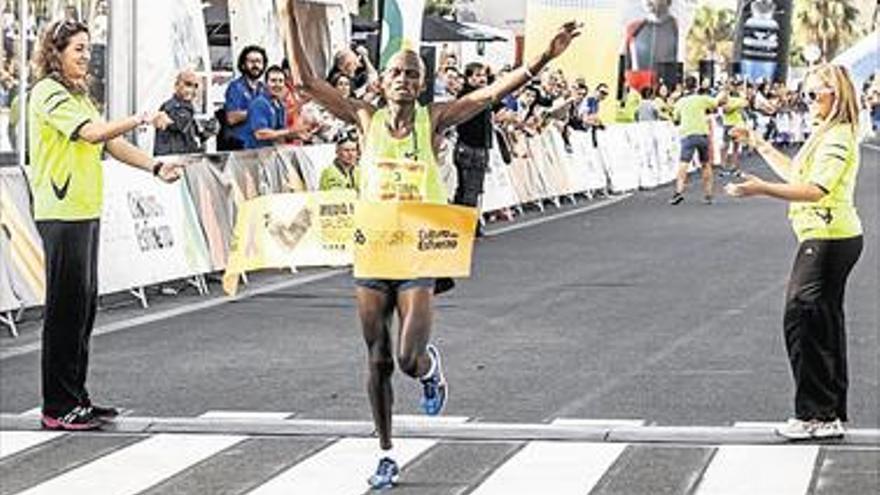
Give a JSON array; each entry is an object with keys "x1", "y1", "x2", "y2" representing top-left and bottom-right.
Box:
[{"x1": 244, "y1": 65, "x2": 298, "y2": 149}]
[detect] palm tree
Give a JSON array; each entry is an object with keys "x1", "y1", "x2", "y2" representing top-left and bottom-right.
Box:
[
  {"x1": 795, "y1": 0, "x2": 861, "y2": 61},
  {"x1": 686, "y1": 5, "x2": 736, "y2": 71},
  {"x1": 425, "y1": 0, "x2": 455, "y2": 18}
]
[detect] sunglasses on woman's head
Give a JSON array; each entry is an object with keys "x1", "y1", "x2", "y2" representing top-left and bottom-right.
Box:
[{"x1": 52, "y1": 19, "x2": 87, "y2": 42}]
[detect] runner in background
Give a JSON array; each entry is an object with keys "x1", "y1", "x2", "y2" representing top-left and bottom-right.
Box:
[
  {"x1": 720, "y1": 81, "x2": 748, "y2": 178},
  {"x1": 285, "y1": 3, "x2": 581, "y2": 488},
  {"x1": 671, "y1": 75, "x2": 718, "y2": 205}
]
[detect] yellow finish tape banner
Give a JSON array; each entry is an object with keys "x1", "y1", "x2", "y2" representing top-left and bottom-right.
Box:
[
  {"x1": 353, "y1": 202, "x2": 479, "y2": 280},
  {"x1": 223, "y1": 190, "x2": 357, "y2": 295}
]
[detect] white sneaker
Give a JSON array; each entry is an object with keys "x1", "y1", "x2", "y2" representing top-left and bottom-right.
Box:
[
  {"x1": 775, "y1": 418, "x2": 814, "y2": 440},
  {"x1": 812, "y1": 419, "x2": 846, "y2": 439},
  {"x1": 775, "y1": 418, "x2": 846, "y2": 440}
]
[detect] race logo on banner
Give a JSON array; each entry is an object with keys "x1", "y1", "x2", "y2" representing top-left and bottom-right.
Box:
[
  {"x1": 223, "y1": 190, "x2": 357, "y2": 295},
  {"x1": 353, "y1": 202, "x2": 478, "y2": 280}
]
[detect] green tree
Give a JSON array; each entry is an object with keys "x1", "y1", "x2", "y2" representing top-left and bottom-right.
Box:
[
  {"x1": 425, "y1": 0, "x2": 455, "y2": 17},
  {"x1": 685, "y1": 5, "x2": 736, "y2": 71},
  {"x1": 794, "y1": 0, "x2": 862, "y2": 61}
]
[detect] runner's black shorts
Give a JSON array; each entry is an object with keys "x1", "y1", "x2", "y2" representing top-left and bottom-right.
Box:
[{"x1": 354, "y1": 278, "x2": 436, "y2": 295}]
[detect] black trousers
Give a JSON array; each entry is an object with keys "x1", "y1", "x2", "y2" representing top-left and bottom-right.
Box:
[
  {"x1": 784, "y1": 236, "x2": 863, "y2": 422},
  {"x1": 453, "y1": 143, "x2": 489, "y2": 208},
  {"x1": 37, "y1": 220, "x2": 100, "y2": 417}
]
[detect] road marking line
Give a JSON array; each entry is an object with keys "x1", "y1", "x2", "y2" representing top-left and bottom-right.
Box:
[
  {"x1": 0, "y1": 269, "x2": 348, "y2": 361},
  {"x1": 200, "y1": 411, "x2": 295, "y2": 420},
  {"x1": 14, "y1": 433, "x2": 245, "y2": 495},
  {"x1": 485, "y1": 195, "x2": 631, "y2": 237},
  {"x1": 694, "y1": 444, "x2": 819, "y2": 495},
  {"x1": 392, "y1": 414, "x2": 471, "y2": 426},
  {"x1": 552, "y1": 418, "x2": 645, "y2": 428},
  {"x1": 245, "y1": 437, "x2": 436, "y2": 495},
  {"x1": 0, "y1": 431, "x2": 64, "y2": 459},
  {"x1": 469, "y1": 440, "x2": 628, "y2": 495}
]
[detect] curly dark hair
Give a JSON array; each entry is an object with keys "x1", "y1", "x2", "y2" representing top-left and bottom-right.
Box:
[
  {"x1": 33, "y1": 19, "x2": 91, "y2": 95},
  {"x1": 237, "y1": 45, "x2": 268, "y2": 76}
]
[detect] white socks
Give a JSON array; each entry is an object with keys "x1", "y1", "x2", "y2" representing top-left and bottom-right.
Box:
[{"x1": 378, "y1": 446, "x2": 397, "y2": 462}]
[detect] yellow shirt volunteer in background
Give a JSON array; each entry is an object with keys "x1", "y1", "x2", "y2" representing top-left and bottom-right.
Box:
[{"x1": 28, "y1": 78, "x2": 104, "y2": 221}]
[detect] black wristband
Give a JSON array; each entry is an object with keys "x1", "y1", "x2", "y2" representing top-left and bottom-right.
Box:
[{"x1": 152, "y1": 161, "x2": 164, "y2": 177}]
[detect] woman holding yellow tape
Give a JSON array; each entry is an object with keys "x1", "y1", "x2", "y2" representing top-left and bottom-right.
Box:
[
  {"x1": 726, "y1": 64, "x2": 863, "y2": 441},
  {"x1": 285, "y1": 1, "x2": 580, "y2": 488}
]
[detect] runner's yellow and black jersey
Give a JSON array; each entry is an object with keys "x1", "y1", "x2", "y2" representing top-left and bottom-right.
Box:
[
  {"x1": 28, "y1": 78, "x2": 104, "y2": 221},
  {"x1": 789, "y1": 124, "x2": 862, "y2": 242},
  {"x1": 360, "y1": 104, "x2": 447, "y2": 204}
]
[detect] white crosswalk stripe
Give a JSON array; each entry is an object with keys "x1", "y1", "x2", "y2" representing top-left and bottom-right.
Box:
[
  {"x1": 694, "y1": 445, "x2": 820, "y2": 495},
  {"x1": 469, "y1": 440, "x2": 628, "y2": 495},
  {"x1": 245, "y1": 437, "x2": 436, "y2": 495},
  {"x1": 13, "y1": 434, "x2": 245, "y2": 495},
  {"x1": 0, "y1": 431, "x2": 63, "y2": 459}
]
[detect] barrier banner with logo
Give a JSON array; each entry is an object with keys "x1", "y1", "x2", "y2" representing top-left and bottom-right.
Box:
[
  {"x1": 353, "y1": 202, "x2": 478, "y2": 280},
  {"x1": 98, "y1": 162, "x2": 212, "y2": 294},
  {"x1": 0, "y1": 169, "x2": 45, "y2": 310},
  {"x1": 223, "y1": 190, "x2": 358, "y2": 295}
]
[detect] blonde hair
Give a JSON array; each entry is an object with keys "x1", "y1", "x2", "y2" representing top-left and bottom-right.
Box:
[{"x1": 793, "y1": 64, "x2": 859, "y2": 167}]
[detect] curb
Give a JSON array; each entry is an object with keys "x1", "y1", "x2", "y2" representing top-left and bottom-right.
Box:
[{"x1": 3, "y1": 414, "x2": 877, "y2": 447}]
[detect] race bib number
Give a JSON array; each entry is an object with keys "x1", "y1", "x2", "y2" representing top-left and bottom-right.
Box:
[{"x1": 374, "y1": 159, "x2": 427, "y2": 202}]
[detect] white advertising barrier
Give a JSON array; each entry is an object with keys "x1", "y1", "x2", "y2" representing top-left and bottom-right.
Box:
[
  {"x1": 481, "y1": 147, "x2": 521, "y2": 213},
  {"x1": 629, "y1": 125, "x2": 662, "y2": 189},
  {"x1": 0, "y1": 168, "x2": 45, "y2": 310},
  {"x1": 596, "y1": 126, "x2": 640, "y2": 193},
  {"x1": 568, "y1": 131, "x2": 609, "y2": 191},
  {"x1": 0, "y1": 233, "x2": 17, "y2": 313},
  {"x1": 98, "y1": 162, "x2": 212, "y2": 295},
  {"x1": 294, "y1": 143, "x2": 337, "y2": 191},
  {"x1": 656, "y1": 122, "x2": 681, "y2": 183},
  {"x1": 540, "y1": 129, "x2": 579, "y2": 196},
  {"x1": 524, "y1": 136, "x2": 559, "y2": 201}
]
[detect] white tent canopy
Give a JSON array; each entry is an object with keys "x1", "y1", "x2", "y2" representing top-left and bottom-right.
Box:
[{"x1": 833, "y1": 31, "x2": 879, "y2": 90}]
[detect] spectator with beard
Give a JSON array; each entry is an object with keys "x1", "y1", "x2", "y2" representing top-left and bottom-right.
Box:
[{"x1": 221, "y1": 45, "x2": 268, "y2": 150}]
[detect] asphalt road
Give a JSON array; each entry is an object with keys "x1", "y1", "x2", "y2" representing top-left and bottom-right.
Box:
[{"x1": 1, "y1": 147, "x2": 878, "y2": 494}]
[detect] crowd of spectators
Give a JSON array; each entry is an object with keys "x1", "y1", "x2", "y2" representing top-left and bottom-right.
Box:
[{"x1": 203, "y1": 42, "x2": 880, "y2": 214}]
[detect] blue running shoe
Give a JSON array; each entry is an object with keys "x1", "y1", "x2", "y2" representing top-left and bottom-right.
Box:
[
  {"x1": 367, "y1": 457, "x2": 399, "y2": 489},
  {"x1": 419, "y1": 344, "x2": 448, "y2": 416}
]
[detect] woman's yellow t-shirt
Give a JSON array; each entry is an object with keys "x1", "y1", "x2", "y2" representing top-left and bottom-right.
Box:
[{"x1": 789, "y1": 124, "x2": 862, "y2": 242}]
